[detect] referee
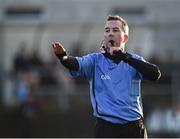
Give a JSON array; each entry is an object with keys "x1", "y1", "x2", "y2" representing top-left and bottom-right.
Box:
[{"x1": 52, "y1": 15, "x2": 161, "y2": 138}]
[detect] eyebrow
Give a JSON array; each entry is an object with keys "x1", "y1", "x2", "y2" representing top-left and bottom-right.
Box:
[{"x1": 104, "y1": 27, "x2": 120, "y2": 30}]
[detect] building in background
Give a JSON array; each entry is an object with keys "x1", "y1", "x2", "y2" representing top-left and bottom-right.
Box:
[{"x1": 0, "y1": 0, "x2": 180, "y2": 70}]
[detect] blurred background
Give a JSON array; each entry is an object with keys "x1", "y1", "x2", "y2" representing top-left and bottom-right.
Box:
[{"x1": 0, "y1": 0, "x2": 180, "y2": 137}]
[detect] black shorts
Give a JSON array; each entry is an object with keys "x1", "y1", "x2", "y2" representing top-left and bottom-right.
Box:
[{"x1": 94, "y1": 118, "x2": 146, "y2": 138}]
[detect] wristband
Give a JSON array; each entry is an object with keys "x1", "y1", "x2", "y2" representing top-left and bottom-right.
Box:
[{"x1": 55, "y1": 52, "x2": 67, "y2": 61}]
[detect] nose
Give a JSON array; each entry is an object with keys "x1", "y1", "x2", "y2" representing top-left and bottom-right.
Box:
[{"x1": 108, "y1": 30, "x2": 114, "y2": 37}]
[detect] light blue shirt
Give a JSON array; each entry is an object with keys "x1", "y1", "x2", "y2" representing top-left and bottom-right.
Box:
[{"x1": 71, "y1": 52, "x2": 146, "y2": 124}]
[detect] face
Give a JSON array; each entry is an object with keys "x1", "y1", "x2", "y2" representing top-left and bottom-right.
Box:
[{"x1": 104, "y1": 20, "x2": 128, "y2": 51}]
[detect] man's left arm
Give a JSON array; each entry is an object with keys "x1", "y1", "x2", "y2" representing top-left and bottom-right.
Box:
[{"x1": 113, "y1": 51, "x2": 161, "y2": 81}]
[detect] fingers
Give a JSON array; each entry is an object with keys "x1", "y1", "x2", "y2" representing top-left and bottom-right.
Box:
[
  {"x1": 51, "y1": 41, "x2": 66, "y2": 54},
  {"x1": 51, "y1": 42, "x2": 63, "y2": 51},
  {"x1": 52, "y1": 43, "x2": 56, "y2": 49},
  {"x1": 52, "y1": 42, "x2": 61, "y2": 48},
  {"x1": 54, "y1": 42, "x2": 61, "y2": 47}
]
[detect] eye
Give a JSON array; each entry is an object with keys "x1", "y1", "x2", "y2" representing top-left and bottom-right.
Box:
[
  {"x1": 105, "y1": 29, "x2": 110, "y2": 33},
  {"x1": 113, "y1": 28, "x2": 120, "y2": 32}
]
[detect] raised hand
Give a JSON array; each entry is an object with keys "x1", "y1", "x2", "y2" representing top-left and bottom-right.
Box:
[
  {"x1": 52, "y1": 42, "x2": 66, "y2": 55},
  {"x1": 52, "y1": 42, "x2": 67, "y2": 60}
]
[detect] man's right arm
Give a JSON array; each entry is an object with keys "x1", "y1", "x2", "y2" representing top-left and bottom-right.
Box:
[{"x1": 52, "y1": 42, "x2": 79, "y2": 71}]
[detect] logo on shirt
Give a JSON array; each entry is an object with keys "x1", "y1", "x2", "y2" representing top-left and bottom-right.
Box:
[{"x1": 101, "y1": 75, "x2": 111, "y2": 80}]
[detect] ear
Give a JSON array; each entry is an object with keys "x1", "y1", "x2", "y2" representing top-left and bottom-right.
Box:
[{"x1": 124, "y1": 34, "x2": 129, "y2": 43}]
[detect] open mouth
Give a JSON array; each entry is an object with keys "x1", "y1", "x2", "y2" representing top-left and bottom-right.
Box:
[{"x1": 109, "y1": 40, "x2": 115, "y2": 47}]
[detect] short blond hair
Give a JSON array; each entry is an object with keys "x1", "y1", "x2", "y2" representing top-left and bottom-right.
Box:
[{"x1": 106, "y1": 15, "x2": 129, "y2": 35}]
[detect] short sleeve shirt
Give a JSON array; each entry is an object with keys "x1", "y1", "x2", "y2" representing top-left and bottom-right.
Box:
[{"x1": 70, "y1": 52, "x2": 146, "y2": 124}]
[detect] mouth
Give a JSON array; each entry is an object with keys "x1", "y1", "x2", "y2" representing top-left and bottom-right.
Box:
[{"x1": 109, "y1": 40, "x2": 115, "y2": 47}]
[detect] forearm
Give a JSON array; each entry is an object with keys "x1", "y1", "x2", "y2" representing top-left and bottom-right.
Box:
[
  {"x1": 113, "y1": 50, "x2": 161, "y2": 81},
  {"x1": 55, "y1": 52, "x2": 79, "y2": 71},
  {"x1": 126, "y1": 57, "x2": 161, "y2": 81},
  {"x1": 60, "y1": 56, "x2": 79, "y2": 71}
]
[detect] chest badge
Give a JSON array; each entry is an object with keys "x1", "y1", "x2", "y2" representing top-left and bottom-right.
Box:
[{"x1": 101, "y1": 75, "x2": 111, "y2": 80}]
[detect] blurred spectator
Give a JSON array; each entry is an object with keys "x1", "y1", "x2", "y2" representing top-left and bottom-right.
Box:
[
  {"x1": 13, "y1": 42, "x2": 30, "y2": 73},
  {"x1": 14, "y1": 72, "x2": 36, "y2": 137},
  {"x1": 13, "y1": 44, "x2": 44, "y2": 136},
  {"x1": 15, "y1": 73, "x2": 31, "y2": 104},
  {"x1": 165, "y1": 103, "x2": 180, "y2": 136},
  {"x1": 146, "y1": 108, "x2": 164, "y2": 133},
  {"x1": 146, "y1": 103, "x2": 180, "y2": 137},
  {"x1": 40, "y1": 54, "x2": 59, "y2": 86},
  {"x1": 28, "y1": 48, "x2": 44, "y2": 73}
]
